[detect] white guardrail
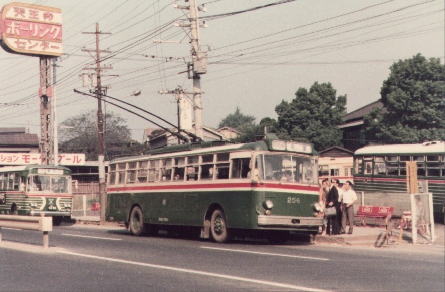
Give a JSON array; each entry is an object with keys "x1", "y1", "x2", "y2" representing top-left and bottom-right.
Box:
[{"x1": 0, "y1": 215, "x2": 53, "y2": 248}]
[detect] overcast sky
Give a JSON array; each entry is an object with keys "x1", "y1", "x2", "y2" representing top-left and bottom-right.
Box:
[{"x1": 0, "y1": 0, "x2": 443, "y2": 141}]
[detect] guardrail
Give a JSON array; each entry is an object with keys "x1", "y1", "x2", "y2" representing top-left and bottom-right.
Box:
[{"x1": 0, "y1": 215, "x2": 53, "y2": 248}]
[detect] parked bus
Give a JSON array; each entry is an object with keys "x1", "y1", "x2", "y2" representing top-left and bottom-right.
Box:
[
  {"x1": 106, "y1": 137, "x2": 323, "y2": 243},
  {"x1": 0, "y1": 165, "x2": 73, "y2": 225},
  {"x1": 353, "y1": 141, "x2": 445, "y2": 222}
]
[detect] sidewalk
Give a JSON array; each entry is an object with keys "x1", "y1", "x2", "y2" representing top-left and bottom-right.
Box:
[{"x1": 315, "y1": 223, "x2": 445, "y2": 250}]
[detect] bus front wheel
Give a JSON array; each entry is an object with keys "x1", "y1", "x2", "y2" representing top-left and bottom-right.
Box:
[
  {"x1": 129, "y1": 206, "x2": 145, "y2": 236},
  {"x1": 210, "y1": 209, "x2": 229, "y2": 243}
]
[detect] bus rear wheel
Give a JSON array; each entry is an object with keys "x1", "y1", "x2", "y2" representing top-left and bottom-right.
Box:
[
  {"x1": 210, "y1": 209, "x2": 229, "y2": 243},
  {"x1": 52, "y1": 216, "x2": 63, "y2": 226},
  {"x1": 129, "y1": 206, "x2": 145, "y2": 236}
]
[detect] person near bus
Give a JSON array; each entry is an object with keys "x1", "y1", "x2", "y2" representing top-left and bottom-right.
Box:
[
  {"x1": 326, "y1": 179, "x2": 340, "y2": 235},
  {"x1": 340, "y1": 181, "x2": 358, "y2": 234}
]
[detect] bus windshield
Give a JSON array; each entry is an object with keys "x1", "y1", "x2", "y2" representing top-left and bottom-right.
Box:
[
  {"x1": 27, "y1": 175, "x2": 70, "y2": 193},
  {"x1": 257, "y1": 154, "x2": 317, "y2": 184}
]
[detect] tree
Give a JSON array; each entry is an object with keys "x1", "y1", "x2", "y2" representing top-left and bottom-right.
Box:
[
  {"x1": 364, "y1": 54, "x2": 445, "y2": 143},
  {"x1": 218, "y1": 107, "x2": 256, "y2": 129},
  {"x1": 275, "y1": 82, "x2": 346, "y2": 150},
  {"x1": 218, "y1": 107, "x2": 259, "y2": 142},
  {"x1": 59, "y1": 111, "x2": 143, "y2": 160}
]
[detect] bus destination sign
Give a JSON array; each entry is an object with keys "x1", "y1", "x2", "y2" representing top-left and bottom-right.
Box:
[{"x1": 0, "y1": 2, "x2": 62, "y2": 56}]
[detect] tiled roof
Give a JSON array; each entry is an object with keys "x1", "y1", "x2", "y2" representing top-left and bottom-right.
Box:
[
  {"x1": 343, "y1": 100, "x2": 384, "y2": 122},
  {"x1": 0, "y1": 127, "x2": 26, "y2": 134},
  {"x1": 0, "y1": 133, "x2": 39, "y2": 145}
]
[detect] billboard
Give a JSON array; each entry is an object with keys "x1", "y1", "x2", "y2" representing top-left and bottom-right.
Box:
[
  {"x1": 0, "y1": 153, "x2": 85, "y2": 166},
  {"x1": 0, "y1": 2, "x2": 62, "y2": 56}
]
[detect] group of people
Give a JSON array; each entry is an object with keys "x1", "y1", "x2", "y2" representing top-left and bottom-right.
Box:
[{"x1": 319, "y1": 178, "x2": 358, "y2": 235}]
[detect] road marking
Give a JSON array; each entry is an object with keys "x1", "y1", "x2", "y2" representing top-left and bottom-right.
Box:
[
  {"x1": 200, "y1": 246, "x2": 329, "y2": 261},
  {"x1": 57, "y1": 250, "x2": 331, "y2": 292},
  {"x1": 2, "y1": 227, "x2": 22, "y2": 231},
  {"x1": 61, "y1": 233, "x2": 122, "y2": 241}
]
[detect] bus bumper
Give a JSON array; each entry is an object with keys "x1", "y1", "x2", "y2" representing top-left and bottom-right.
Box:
[
  {"x1": 257, "y1": 215, "x2": 323, "y2": 228},
  {"x1": 30, "y1": 211, "x2": 71, "y2": 216}
]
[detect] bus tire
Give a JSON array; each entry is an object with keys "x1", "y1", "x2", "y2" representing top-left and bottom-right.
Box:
[
  {"x1": 129, "y1": 206, "x2": 145, "y2": 236},
  {"x1": 53, "y1": 216, "x2": 63, "y2": 226},
  {"x1": 10, "y1": 204, "x2": 18, "y2": 215},
  {"x1": 210, "y1": 209, "x2": 229, "y2": 243}
]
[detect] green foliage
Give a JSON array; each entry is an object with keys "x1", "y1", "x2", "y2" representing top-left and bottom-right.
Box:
[
  {"x1": 364, "y1": 54, "x2": 445, "y2": 143},
  {"x1": 59, "y1": 111, "x2": 143, "y2": 160},
  {"x1": 218, "y1": 107, "x2": 256, "y2": 129},
  {"x1": 275, "y1": 82, "x2": 346, "y2": 150},
  {"x1": 218, "y1": 107, "x2": 259, "y2": 142}
]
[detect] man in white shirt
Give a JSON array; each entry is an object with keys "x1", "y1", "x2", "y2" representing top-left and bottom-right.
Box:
[{"x1": 341, "y1": 181, "x2": 358, "y2": 234}]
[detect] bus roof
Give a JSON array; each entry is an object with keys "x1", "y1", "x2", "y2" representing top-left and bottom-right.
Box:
[
  {"x1": 112, "y1": 138, "x2": 315, "y2": 163},
  {"x1": 354, "y1": 141, "x2": 445, "y2": 156}
]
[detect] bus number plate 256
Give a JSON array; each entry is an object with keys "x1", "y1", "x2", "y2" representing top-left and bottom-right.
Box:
[{"x1": 287, "y1": 197, "x2": 300, "y2": 204}]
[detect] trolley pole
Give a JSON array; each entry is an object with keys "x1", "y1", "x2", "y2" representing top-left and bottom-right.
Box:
[{"x1": 82, "y1": 23, "x2": 111, "y2": 224}]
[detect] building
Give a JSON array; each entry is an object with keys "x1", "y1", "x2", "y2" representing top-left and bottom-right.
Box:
[
  {"x1": 339, "y1": 100, "x2": 384, "y2": 151},
  {"x1": 318, "y1": 146, "x2": 354, "y2": 183},
  {"x1": 0, "y1": 127, "x2": 39, "y2": 153}
]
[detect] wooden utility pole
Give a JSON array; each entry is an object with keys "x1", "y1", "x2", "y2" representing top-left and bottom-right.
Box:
[{"x1": 82, "y1": 23, "x2": 111, "y2": 224}]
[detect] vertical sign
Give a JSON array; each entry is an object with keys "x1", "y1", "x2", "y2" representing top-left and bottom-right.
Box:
[{"x1": 0, "y1": 2, "x2": 62, "y2": 56}]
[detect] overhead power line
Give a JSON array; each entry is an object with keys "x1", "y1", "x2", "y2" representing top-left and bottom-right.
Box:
[{"x1": 201, "y1": 0, "x2": 297, "y2": 20}]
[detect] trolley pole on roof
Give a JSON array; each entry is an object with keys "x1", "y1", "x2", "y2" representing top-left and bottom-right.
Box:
[{"x1": 82, "y1": 23, "x2": 112, "y2": 224}]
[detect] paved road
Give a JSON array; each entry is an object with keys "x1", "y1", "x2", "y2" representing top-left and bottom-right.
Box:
[{"x1": 1, "y1": 224, "x2": 444, "y2": 292}]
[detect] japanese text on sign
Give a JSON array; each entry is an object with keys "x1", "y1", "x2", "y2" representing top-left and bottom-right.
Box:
[
  {"x1": 0, "y1": 2, "x2": 63, "y2": 56},
  {"x1": 0, "y1": 153, "x2": 85, "y2": 166}
]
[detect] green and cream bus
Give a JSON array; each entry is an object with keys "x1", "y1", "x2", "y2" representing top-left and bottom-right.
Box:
[
  {"x1": 0, "y1": 165, "x2": 73, "y2": 225},
  {"x1": 106, "y1": 137, "x2": 323, "y2": 243},
  {"x1": 353, "y1": 141, "x2": 445, "y2": 223}
]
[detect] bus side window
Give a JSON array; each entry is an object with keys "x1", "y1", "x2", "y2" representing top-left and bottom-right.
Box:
[
  {"x1": 231, "y1": 158, "x2": 251, "y2": 179},
  {"x1": 201, "y1": 164, "x2": 214, "y2": 180},
  {"x1": 215, "y1": 164, "x2": 229, "y2": 179},
  {"x1": 215, "y1": 153, "x2": 230, "y2": 179}
]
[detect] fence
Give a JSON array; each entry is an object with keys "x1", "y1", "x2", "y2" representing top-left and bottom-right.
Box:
[
  {"x1": 72, "y1": 182, "x2": 100, "y2": 222},
  {"x1": 355, "y1": 191, "x2": 435, "y2": 243}
]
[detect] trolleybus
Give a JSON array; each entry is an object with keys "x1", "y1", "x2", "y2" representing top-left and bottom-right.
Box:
[
  {"x1": 353, "y1": 141, "x2": 445, "y2": 222},
  {"x1": 106, "y1": 137, "x2": 323, "y2": 242},
  {"x1": 0, "y1": 165, "x2": 73, "y2": 225}
]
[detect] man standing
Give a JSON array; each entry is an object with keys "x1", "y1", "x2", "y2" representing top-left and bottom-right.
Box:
[
  {"x1": 340, "y1": 181, "x2": 358, "y2": 234},
  {"x1": 326, "y1": 179, "x2": 340, "y2": 235}
]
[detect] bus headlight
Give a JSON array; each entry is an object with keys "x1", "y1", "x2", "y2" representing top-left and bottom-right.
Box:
[
  {"x1": 313, "y1": 202, "x2": 322, "y2": 212},
  {"x1": 263, "y1": 200, "x2": 274, "y2": 210}
]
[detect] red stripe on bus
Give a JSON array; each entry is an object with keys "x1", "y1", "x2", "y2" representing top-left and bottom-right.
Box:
[
  {"x1": 27, "y1": 193, "x2": 73, "y2": 197},
  {"x1": 354, "y1": 177, "x2": 445, "y2": 184},
  {"x1": 107, "y1": 182, "x2": 318, "y2": 193}
]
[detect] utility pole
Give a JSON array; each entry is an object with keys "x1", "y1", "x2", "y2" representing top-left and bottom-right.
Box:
[
  {"x1": 39, "y1": 56, "x2": 55, "y2": 165},
  {"x1": 175, "y1": 0, "x2": 208, "y2": 140},
  {"x1": 52, "y1": 59, "x2": 60, "y2": 166},
  {"x1": 82, "y1": 23, "x2": 112, "y2": 224},
  {"x1": 159, "y1": 87, "x2": 193, "y2": 144}
]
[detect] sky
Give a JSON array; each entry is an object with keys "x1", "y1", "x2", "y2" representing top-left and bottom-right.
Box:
[{"x1": 0, "y1": 0, "x2": 443, "y2": 142}]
